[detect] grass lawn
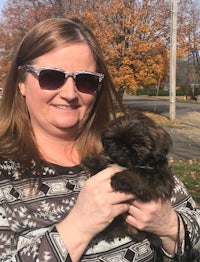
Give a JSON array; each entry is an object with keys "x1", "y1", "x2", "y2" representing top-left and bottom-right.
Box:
[{"x1": 171, "y1": 160, "x2": 200, "y2": 206}]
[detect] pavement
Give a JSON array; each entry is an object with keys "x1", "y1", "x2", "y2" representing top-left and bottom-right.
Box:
[
  {"x1": 123, "y1": 95, "x2": 200, "y2": 161},
  {"x1": 164, "y1": 111, "x2": 200, "y2": 161}
]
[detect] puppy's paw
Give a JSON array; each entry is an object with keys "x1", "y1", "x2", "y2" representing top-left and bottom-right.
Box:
[{"x1": 111, "y1": 170, "x2": 137, "y2": 194}]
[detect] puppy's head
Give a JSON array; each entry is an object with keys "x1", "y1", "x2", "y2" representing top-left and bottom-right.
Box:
[{"x1": 101, "y1": 111, "x2": 172, "y2": 168}]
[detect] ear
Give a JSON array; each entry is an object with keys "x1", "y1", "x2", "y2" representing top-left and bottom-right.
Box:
[{"x1": 18, "y1": 81, "x2": 26, "y2": 96}]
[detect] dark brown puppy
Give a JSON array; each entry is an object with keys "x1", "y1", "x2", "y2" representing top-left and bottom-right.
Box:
[{"x1": 82, "y1": 110, "x2": 175, "y2": 247}]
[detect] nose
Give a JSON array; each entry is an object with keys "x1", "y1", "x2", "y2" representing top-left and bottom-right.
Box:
[{"x1": 59, "y1": 76, "x2": 77, "y2": 99}]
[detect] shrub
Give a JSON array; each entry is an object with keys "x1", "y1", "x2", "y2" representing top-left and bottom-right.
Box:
[{"x1": 136, "y1": 88, "x2": 186, "y2": 96}]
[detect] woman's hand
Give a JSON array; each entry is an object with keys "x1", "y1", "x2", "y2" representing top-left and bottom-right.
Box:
[
  {"x1": 70, "y1": 165, "x2": 133, "y2": 238},
  {"x1": 125, "y1": 198, "x2": 185, "y2": 254},
  {"x1": 57, "y1": 165, "x2": 134, "y2": 262}
]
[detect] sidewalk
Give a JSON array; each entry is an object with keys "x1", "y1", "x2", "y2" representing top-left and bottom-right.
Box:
[
  {"x1": 156, "y1": 99, "x2": 200, "y2": 160},
  {"x1": 165, "y1": 125, "x2": 200, "y2": 161},
  {"x1": 164, "y1": 112, "x2": 200, "y2": 161}
]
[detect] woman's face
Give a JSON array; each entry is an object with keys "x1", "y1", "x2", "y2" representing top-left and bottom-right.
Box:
[{"x1": 19, "y1": 43, "x2": 97, "y2": 139}]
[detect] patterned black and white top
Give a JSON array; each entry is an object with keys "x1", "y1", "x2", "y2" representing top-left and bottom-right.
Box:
[{"x1": 0, "y1": 157, "x2": 199, "y2": 262}]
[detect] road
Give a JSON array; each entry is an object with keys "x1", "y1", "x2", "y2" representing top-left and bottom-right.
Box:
[
  {"x1": 123, "y1": 94, "x2": 200, "y2": 122},
  {"x1": 122, "y1": 94, "x2": 200, "y2": 160}
]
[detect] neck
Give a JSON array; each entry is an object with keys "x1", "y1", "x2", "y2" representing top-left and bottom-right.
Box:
[{"x1": 35, "y1": 131, "x2": 80, "y2": 167}]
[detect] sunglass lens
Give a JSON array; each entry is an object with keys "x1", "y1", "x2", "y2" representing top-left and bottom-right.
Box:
[
  {"x1": 76, "y1": 73, "x2": 99, "y2": 93},
  {"x1": 39, "y1": 70, "x2": 65, "y2": 90}
]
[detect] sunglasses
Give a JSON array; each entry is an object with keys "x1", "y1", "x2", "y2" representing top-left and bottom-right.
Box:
[{"x1": 22, "y1": 65, "x2": 104, "y2": 94}]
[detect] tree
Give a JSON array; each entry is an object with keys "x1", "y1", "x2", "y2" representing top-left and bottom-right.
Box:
[
  {"x1": 178, "y1": 0, "x2": 200, "y2": 78},
  {"x1": 82, "y1": 0, "x2": 171, "y2": 92},
  {"x1": 0, "y1": 0, "x2": 199, "y2": 92},
  {"x1": 0, "y1": 0, "x2": 56, "y2": 81},
  {"x1": 0, "y1": 0, "x2": 93, "y2": 82}
]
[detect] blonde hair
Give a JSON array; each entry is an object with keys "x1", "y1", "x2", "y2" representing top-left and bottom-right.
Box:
[{"x1": 0, "y1": 18, "x2": 123, "y2": 170}]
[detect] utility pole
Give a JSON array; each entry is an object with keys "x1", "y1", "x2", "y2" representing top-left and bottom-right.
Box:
[{"x1": 169, "y1": 0, "x2": 178, "y2": 120}]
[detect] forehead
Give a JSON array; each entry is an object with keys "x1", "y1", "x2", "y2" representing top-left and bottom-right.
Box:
[{"x1": 33, "y1": 43, "x2": 96, "y2": 71}]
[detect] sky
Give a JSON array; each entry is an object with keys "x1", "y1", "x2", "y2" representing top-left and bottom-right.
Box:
[{"x1": 0, "y1": 0, "x2": 7, "y2": 13}]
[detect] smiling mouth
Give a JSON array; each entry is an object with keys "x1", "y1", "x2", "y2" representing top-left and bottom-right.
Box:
[{"x1": 55, "y1": 105, "x2": 78, "y2": 109}]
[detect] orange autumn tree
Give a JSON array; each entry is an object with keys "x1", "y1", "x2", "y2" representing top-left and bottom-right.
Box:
[
  {"x1": 82, "y1": 0, "x2": 172, "y2": 93},
  {"x1": 0, "y1": 0, "x2": 93, "y2": 82},
  {"x1": 0, "y1": 0, "x2": 199, "y2": 93},
  {"x1": 0, "y1": 0, "x2": 56, "y2": 82},
  {"x1": 82, "y1": 0, "x2": 200, "y2": 92}
]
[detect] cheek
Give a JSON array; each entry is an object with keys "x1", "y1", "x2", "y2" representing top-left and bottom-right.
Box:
[
  {"x1": 19, "y1": 76, "x2": 41, "y2": 99},
  {"x1": 18, "y1": 80, "x2": 44, "y2": 114},
  {"x1": 23, "y1": 84, "x2": 52, "y2": 117},
  {"x1": 81, "y1": 94, "x2": 96, "y2": 112},
  {"x1": 26, "y1": 85, "x2": 42, "y2": 103},
  {"x1": 25, "y1": 92, "x2": 44, "y2": 121}
]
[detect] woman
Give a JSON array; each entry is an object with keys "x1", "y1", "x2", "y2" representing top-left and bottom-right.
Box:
[{"x1": 0, "y1": 18, "x2": 199, "y2": 262}]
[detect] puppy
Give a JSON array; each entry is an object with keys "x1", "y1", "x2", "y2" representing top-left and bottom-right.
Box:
[{"x1": 82, "y1": 110, "x2": 175, "y2": 247}]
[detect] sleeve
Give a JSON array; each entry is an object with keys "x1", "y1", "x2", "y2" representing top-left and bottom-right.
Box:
[
  {"x1": 0, "y1": 197, "x2": 72, "y2": 262},
  {"x1": 169, "y1": 175, "x2": 200, "y2": 256}
]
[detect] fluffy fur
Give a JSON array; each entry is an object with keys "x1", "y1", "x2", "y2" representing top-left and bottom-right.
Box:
[
  {"x1": 82, "y1": 110, "x2": 200, "y2": 260},
  {"x1": 82, "y1": 110, "x2": 175, "y2": 247}
]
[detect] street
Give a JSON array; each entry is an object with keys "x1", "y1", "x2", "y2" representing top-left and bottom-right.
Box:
[
  {"x1": 123, "y1": 94, "x2": 200, "y2": 123},
  {"x1": 122, "y1": 94, "x2": 200, "y2": 160}
]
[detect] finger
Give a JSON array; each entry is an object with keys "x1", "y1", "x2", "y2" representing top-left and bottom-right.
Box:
[
  {"x1": 129, "y1": 199, "x2": 144, "y2": 210},
  {"x1": 85, "y1": 168, "x2": 132, "y2": 195},
  {"x1": 112, "y1": 203, "x2": 130, "y2": 218},
  {"x1": 124, "y1": 214, "x2": 138, "y2": 228},
  {"x1": 109, "y1": 191, "x2": 135, "y2": 204},
  {"x1": 93, "y1": 165, "x2": 126, "y2": 182}
]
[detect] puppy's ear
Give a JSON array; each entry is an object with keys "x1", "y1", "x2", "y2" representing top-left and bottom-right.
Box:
[{"x1": 153, "y1": 125, "x2": 172, "y2": 160}]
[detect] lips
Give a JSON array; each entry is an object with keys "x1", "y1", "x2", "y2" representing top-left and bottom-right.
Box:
[
  {"x1": 54, "y1": 104, "x2": 79, "y2": 109},
  {"x1": 56, "y1": 105, "x2": 70, "y2": 109}
]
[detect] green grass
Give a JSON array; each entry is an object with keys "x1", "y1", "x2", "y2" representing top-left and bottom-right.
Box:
[{"x1": 171, "y1": 160, "x2": 200, "y2": 206}]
